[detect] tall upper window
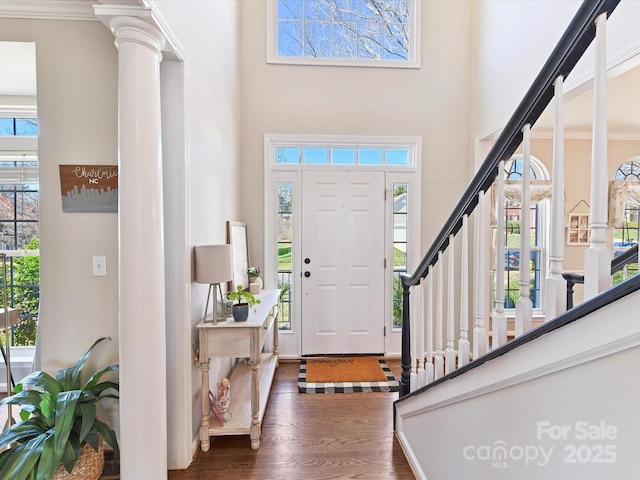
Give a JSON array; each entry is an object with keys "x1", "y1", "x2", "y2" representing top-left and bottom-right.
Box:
[{"x1": 267, "y1": 0, "x2": 420, "y2": 68}]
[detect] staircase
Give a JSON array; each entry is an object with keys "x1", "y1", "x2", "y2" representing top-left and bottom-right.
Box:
[{"x1": 393, "y1": 1, "x2": 640, "y2": 478}]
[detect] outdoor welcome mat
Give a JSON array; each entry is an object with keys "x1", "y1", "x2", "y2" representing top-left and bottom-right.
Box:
[{"x1": 298, "y1": 357, "x2": 399, "y2": 393}]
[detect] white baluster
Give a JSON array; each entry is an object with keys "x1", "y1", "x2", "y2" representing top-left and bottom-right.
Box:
[
  {"x1": 425, "y1": 266, "x2": 435, "y2": 384},
  {"x1": 493, "y1": 161, "x2": 507, "y2": 348},
  {"x1": 516, "y1": 124, "x2": 533, "y2": 335},
  {"x1": 410, "y1": 284, "x2": 418, "y2": 392},
  {"x1": 445, "y1": 235, "x2": 457, "y2": 374},
  {"x1": 458, "y1": 215, "x2": 470, "y2": 366},
  {"x1": 585, "y1": 13, "x2": 612, "y2": 299},
  {"x1": 546, "y1": 75, "x2": 567, "y2": 319},
  {"x1": 416, "y1": 283, "x2": 426, "y2": 388},
  {"x1": 435, "y1": 253, "x2": 445, "y2": 379},
  {"x1": 474, "y1": 192, "x2": 488, "y2": 359}
]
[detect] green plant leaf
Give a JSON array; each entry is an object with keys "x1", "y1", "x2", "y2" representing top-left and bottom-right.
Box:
[
  {"x1": 0, "y1": 390, "x2": 43, "y2": 410},
  {"x1": 83, "y1": 364, "x2": 119, "y2": 393},
  {"x1": 0, "y1": 434, "x2": 48, "y2": 480},
  {"x1": 53, "y1": 391, "x2": 80, "y2": 460},
  {"x1": 55, "y1": 367, "x2": 77, "y2": 391},
  {"x1": 94, "y1": 420, "x2": 119, "y2": 461},
  {"x1": 0, "y1": 421, "x2": 45, "y2": 450},
  {"x1": 34, "y1": 433, "x2": 57, "y2": 480},
  {"x1": 84, "y1": 431, "x2": 100, "y2": 452},
  {"x1": 15, "y1": 371, "x2": 61, "y2": 399},
  {"x1": 39, "y1": 392, "x2": 55, "y2": 426},
  {"x1": 58, "y1": 433, "x2": 80, "y2": 476},
  {"x1": 90, "y1": 380, "x2": 119, "y2": 398},
  {"x1": 70, "y1": 337, "x2": 111, "y2": 389},
  {"x1": 76, "y1": 403, "x2": 97, "y2": 443}
]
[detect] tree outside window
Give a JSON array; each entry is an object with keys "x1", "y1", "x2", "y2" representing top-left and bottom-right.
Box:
[{"x1": 271, "y1": 0, "x2": 418, "y2": 67}]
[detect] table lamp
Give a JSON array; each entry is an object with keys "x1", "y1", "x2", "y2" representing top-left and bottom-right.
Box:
[{"x1": 195, "y1": 244, "x2": 233, "y2": 324}]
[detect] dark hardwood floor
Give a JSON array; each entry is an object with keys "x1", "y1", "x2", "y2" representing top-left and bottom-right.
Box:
[{"x1": 169, "y1": 359, "x2": 415, "y2": 479}]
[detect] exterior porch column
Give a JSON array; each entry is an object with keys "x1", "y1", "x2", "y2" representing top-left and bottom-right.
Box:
[{"x1": 109, "y1": 15, "x2": 168, "y2": 480}]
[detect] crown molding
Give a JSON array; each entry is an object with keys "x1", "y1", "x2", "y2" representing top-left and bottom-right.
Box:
[{"x1": 0, "y1": 0, "x2": 143, "y2": 21}]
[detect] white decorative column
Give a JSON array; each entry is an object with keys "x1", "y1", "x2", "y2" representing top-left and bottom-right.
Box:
[
  {"x1": 585, "y1": 13, "x2": 612, "y2": 299},
  {"x1": 110, "y1": 15, "x2": 168, "y2": 480},
  {"x1": 546, "y1": 76, "x2": 567, "y2": 319}
]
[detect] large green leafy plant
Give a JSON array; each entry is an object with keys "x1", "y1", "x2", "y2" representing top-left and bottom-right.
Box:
[{"x1": 0, "y1": 337, "x2": 119, "y2": 480}]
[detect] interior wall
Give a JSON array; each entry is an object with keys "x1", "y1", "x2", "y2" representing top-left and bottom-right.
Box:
[
  {"x1": 239, "y1": 0, "x2": 475, "y2": 266},
  {"x1": 147, "y1": 0, "x2": 242, "y2": 459},
  {"x1": 471, "y1": 0, "x2": 640, "y2": 137},
  {"x1": 0, "y1": 15, "x2": 120, "y2": 436}
]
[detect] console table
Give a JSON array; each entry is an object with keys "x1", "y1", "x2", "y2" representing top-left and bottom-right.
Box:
[{"x1": 197, "y1": 289, "x2": 279, "y2": 451}]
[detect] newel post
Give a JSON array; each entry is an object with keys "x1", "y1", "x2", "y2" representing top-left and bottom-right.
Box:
[{"x1": 400, "y1": 275, "x2": 411, "y2": 397}]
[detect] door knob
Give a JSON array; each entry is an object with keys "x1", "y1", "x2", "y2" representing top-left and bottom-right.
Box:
[
  {"x1": 304, "y1": 258, "x2": 311, "y2": 264},
  {"x1": 304, "y1": 271, "x2": 311, "y2": 277}
]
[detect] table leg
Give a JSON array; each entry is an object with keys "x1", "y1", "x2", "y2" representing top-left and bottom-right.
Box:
[
  {"x1": 250, "y1": 330, "x2": 261, "y2": 450},
  {"x1": 199, "y1": 356, "x2": 211, "y2": 452}
]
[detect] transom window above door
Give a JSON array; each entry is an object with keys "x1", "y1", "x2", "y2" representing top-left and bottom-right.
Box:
[
  {"x1": 270, "y1": 138, "x2": 418, "y2": 168},
  {"x1": 267, "y1": 0, "x2": 421, "y2": 68}
]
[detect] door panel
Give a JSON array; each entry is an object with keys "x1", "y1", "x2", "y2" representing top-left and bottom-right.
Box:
[{"x1": 301, "y1": 170, "x2": 385, "y2": 355}]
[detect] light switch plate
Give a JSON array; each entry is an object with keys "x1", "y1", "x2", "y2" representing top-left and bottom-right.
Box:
[{"x1": 92, "y1": 256, "x2": 107, "y2": 277}]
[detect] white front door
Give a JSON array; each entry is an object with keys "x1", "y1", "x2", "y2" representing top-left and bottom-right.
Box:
[{"x1": 301, "y1": 170, "x2": 386, "y2": 355}]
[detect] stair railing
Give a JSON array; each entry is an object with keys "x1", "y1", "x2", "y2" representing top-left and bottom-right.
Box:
[
  {"x1": 399, "y1": 0, "x2": 621, "y2": 397},
  {"x1": 563, "y1": 244, "x2": 639, "y2": 309}
]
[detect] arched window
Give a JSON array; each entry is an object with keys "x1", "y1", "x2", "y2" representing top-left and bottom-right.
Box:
[
  {"x1": 613, "y1": 158, "x2": 640, "y2": 256},
  {"x1": 501, "y1": 155, "x2": 549, "y2": 310}
]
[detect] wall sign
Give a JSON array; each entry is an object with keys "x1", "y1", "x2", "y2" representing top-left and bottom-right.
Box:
[{"x1": 59, "y1": 165, "x2": 118, "y2": 212}]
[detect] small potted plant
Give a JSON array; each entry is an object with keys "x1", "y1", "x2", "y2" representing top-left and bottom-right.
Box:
[
  {"x1": 0, "y1": 337, "x2": 119, "y2": 480},
  {"x1": 226, "y1": 285, "x2": 261, "y2": 321}
]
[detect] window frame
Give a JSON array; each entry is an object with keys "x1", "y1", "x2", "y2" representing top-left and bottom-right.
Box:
[
  {"x1": 498, "y1": 155, "x2": 549, "y2": 314},
  {"x1": 612, "y1": 158, "x2": 640, "y2": 261},
  {"x1": 266, "y1": 0, "x2": 421, "y2": 69},
  {"x1": 0, "y1": 112, "x2": 39, "y2": 348}
]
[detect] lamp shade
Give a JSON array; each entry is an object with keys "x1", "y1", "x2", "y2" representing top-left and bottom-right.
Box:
[{"x1": 195, "y1": 244, "x2": 233, "y2": 284}]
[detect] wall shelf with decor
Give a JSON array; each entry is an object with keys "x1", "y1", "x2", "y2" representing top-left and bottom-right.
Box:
[{"x1": 566, "y1": 200, "x2": 590, "y2": 245}]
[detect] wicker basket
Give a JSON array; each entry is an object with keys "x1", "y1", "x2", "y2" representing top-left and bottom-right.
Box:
[{"x1": 53, "y1": 435, "x2": 104, "y2": 480}]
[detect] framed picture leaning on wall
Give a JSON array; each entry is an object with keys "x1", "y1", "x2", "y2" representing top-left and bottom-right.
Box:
[{"x1": 227, "y1": 221, "x2": 249, "y2": 290}]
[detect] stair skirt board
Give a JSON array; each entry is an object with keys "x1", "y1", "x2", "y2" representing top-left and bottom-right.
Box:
[{"x1": 395, "y1": 291, "x2": 640, "y2": 479}]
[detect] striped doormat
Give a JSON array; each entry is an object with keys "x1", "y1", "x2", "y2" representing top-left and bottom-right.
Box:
[{"x1": 298, "y1": 357, "x2": 399, "y2": 393}]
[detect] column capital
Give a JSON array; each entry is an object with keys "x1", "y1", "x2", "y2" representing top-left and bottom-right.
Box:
[
  {"x1": 95, "y1": 5, "x2": 166, "y2": 56},
  {"x1": 111, "y1": 16, "x2": 166, "y2": 56}
]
